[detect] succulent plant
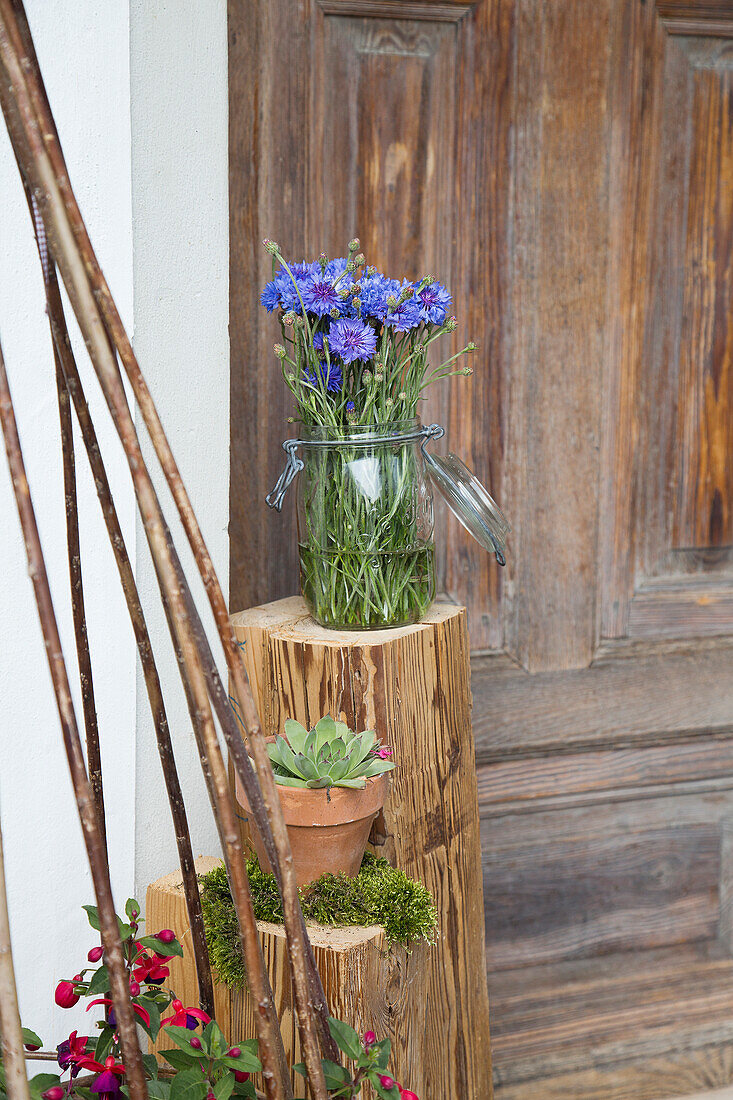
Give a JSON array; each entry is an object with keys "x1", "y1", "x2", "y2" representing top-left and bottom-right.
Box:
[{"x1": 267, "y1": 716, "x2": 395, "y2": 791}]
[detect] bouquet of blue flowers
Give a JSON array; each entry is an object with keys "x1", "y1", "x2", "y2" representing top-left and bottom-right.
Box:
[{"x1": 260, "y1": 237, "x2": 476, "y2": 629}]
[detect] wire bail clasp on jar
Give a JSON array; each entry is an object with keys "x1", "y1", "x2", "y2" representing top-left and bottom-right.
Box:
[
  {"x1": 265, "y1": 423, "x2": 445, "y2": 512},
  {"x1": 265, "y1": 439, "x2": 304, "y2": 512}
]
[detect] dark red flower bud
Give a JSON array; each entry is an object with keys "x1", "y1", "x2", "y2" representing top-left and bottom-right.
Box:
[
  {"x1": 233, "y1": 1072, "x2": 249, "y2": 1084},
  {"x1": 379, "y1": 1077, "x2": 395, "y2": 1090},
  {"x1": 190, "y1": 1038, "x2": 202, "y2": 1050},
  {"x1": 43, "y1": 1088, "x2": 65, "y2": 1100},
  {"x1": 88, "y1": 946, "x2": 104, "y2": 963},
  {"x1": 73, "y1": 974, "x2": 82, "y2": 982},
  {"x1": 24, "y1": 1042, "x2": 41, "y2": 1052},
  {"x1": 226, "y1": 1048, "x2": 241, "y2": 1058},
  {"x1": 129, "y1": 981, "x2": 141, "y2": 997},
  {"x1": 55, "y1": 981, "x2": 80, "y2": 1009},
  {"x1": 206, "y1": 1092, "x2": 216, "y2": 1100},
  {"x1": 156, "y1": 929, "x2": 175, "y2": 944}
]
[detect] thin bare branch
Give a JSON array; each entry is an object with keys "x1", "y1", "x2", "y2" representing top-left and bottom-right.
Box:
[
  {"x1": 0, "y1": 338, "x2": 148, "y2": 1100},
  {"x1": 0, "y1": 808, "x2": 31, "y2": 1100}
]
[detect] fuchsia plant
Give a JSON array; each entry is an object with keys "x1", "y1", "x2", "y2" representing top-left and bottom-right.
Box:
[{"x1": 0, "y1": 900, "x2": 419, "y2": 1100}]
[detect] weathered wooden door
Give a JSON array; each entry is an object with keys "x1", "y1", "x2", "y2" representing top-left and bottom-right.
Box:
[{"x1": 229, "y1": 1, "x2": 733, "y2": 1095}]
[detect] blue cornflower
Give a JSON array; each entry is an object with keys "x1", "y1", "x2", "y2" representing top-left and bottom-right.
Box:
[
  {"x1": 360, "y1": 273, "x2": 402, "y2": 322},
  {"x1": 260, "y1": 280, "x2": 281, "y2": 312},
  {"x1": 385, "y1": 285, "x2": 423, "y2": 332},
  {"x1": 312, "y1": 331, "x2": 326, "y2": 353},
  {"x1": 302, "y1": 274, "x2": 341, "y2": 317},
  {"x1": 260, "y1": 263, "x2": 310, "y2": 313},
  {"x1": 328, "y1": 318, "x2": 378, "y2": 364},
  {"x1": 416, "y1": 281, "x2": 452, "y2": 325},
  {"x1": 303, "y1": 359, "x2": 343, "y2": 392}
]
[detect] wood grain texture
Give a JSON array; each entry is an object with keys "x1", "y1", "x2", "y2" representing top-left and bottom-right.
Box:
[
  {"x1": 491, "y1": 942, "x2": 733, "y2": 1098},
  {"x1": 147, "y1": 860, "x2": 409, "y2": 1098},
  {"x1": 231, "y1": 596, "x2": 492, "y2": 1100},
  {"x1": 482, "y1": 789, "x2": 732, "y2": 970},
  {"x1": 316, "y1": 0, "x2": 474, "y2": 20}
]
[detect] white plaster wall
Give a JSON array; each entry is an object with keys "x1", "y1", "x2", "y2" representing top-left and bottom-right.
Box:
[
  {"x1": 0, "y1": 0, "x2": 229, "y2": 1046},
  {"x1": 129, "y1": 0, "x2": 228, "y2": 893},
  {"x1": 0, "y1": 1, "x2": 136, "y2": 1046}
]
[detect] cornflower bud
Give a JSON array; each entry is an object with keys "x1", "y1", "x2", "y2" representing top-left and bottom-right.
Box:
[
  {"x1": 362, "y1": 370, "x2": 372, "y2": 382},
  {"x1": 346, "y1": 260, "x2": 356, "y2": 273},
  {"x1": 353, "y1": 297, "x2": 362, "y2": 309},
  {"x1": 273, "y1": 344, "x2": 286, "y2": 359},
  {"x1": 398, "y1": 285, "x2": 413, "y2": 303},
  {"x1": 282, "y1": 311, "x2": 296, "y2": 327},
  {"x1": 445, "y1": 316, "x2": 457, "y2": 331},
  {"x1": 467, "y1": 341, "x2": 477, "y2": 351},
  {"x1": 318, "y1": 252, "x2": 328, "y2": 273},
  {"x1": 367, "y1": 265, "x2": 377, "y2": 276},
  {"x1": 338, "y1": 288, "x2": 350, "y2": 299},
  {"x1": 346, "y1": 401, "x2": 357, "y2": 420},
  {"x1": 387, "y1": 296, "x2": 398, "y2": 310},
  {"x1": 287, "y1": 416, "x2": 295, "y2": 423},
  {"x1": 348, "y1": 237, "x2": 360, "y2": 253},
  {"x1": 262, "y1": 239, "x2": 279, "y2": 255},
  {"x1": 374, "y1": 371, "x2": 384, "y2": 382},
  {"x1": 354, "y1": 253, "x2": 365, "y2": 266},
  {"x1": 286, "y1": 372, "x2": 296, "y2": 383},
  {"x1": 385, "y1": 398, "x2": 394, "y2": 408},
  {"x1": 422, "y1": 274, "x2": 436, "y2": 286},
  {"x1": 463, "y1": 366, "x2": 473, "y2": 375},
  {"x1": 398, "y1": 391, "x2": 407, "y2": 400},
  {"x1": 330, "y1": 307, "x2": 340, "y2": 319}
]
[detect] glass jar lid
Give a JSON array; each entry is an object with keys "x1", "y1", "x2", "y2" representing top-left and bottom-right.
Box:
[{"x1": 423, "y1": 451, "x2": 509, "y2": 565}]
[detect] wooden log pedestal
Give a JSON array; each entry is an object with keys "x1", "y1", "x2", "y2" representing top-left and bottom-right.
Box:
[{"x1": 230, "y1": 596, "x2": 493, "y2": 1100}]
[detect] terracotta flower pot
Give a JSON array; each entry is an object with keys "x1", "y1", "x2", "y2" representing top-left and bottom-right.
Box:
[{"x1": 235, "y1": 770, "x2": 390, "y2": 886}]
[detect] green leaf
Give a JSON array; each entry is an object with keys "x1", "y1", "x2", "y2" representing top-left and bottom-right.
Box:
[
  {"x1": 305, "y1": 777, "x2": 330, "y2": 789},
  {"x1": 169, "y1": 1068, "x2": 209, "y2": 1100},
  {"x1": 272, "y1": 775, "x2": 308, "y2": 788},
  {"x1": 21, "y1": 1028, "x2": 43, "y2": 1049},
  {"x1": 203, "y1": 1020, "x2": 227, "y2": 1059},
  {"x1": 139, "y1": 934, "x2": 184, "y2": 958},
  {"x1": 334, "y1": 777, "x2": 367, "y2": 789},
  {"x1": 163, "y1": 1025, "x2": 207, "y2": 1056},
  {"x1": 212, "y1": 1073, "x2": 234, "y2": 1100},
  {"x1": 145, "y1": 1082, "x2": 170, "y2": 1100},
  {"x1": 87, "y1": 965, "x2": 110, "y2": 996},
  {"x1": 222, "y1": 1048, "x2": 261, "y2": 1074},
  {"x1": 321, "y1": 1060, "x2": 351, "y2": 1089},
  {"x1": 366, "y1": 1071, "x2": 400, "y2": 1100},
  {"x1": 314, "y1": 715, "x2": 337, "y2": 753},
  {"x1": 142, "y1": 1053, "x2": 160, "y2": 1081},
  {"x1": 362, "y1": 759, "x2": 395, "y2": 778},
  {"x1": 294, "y1": 754, "x2": 320, "y2": 782},
  {"x1": 137, "y1": 996, "x2": 161, "y2": 1041},
  {"x1": 327, "y1": 1017, "x2": 362, "y2": 1060},
  {"x1": 82, "y1": 904, "x2": 101, "y2": 931},
  {"x1": 293, "y1": 1062, "x2": 306, "y2": 1078},
  {"x1": 327, "y1": 758, "x2": 351, "y2": 783},
  {"x1": 284, "y1": 718, "x2": 309, "y2": 754},
  {"x1": 161, "y1": 1049, "x2": 197, "y2": 1072},
  {"x1": 28, "y1": 1075, "x2": 60, "y2": 1100},
  {"x1": 125, "y1": 899, "x2": 141, "y2": 922},
  {"x1": 94, "y1": 1026, "x2": 115, "y2": 1063},
  {"x1": 372, "y1": 1038, "x2": 391, "y2": 1071},
  {"x1": 232, "y1": 1083, "x2": 256, "y2": 1100}
]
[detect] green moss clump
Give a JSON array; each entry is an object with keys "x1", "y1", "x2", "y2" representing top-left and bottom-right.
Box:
[{"x1": 200, "y1": 853, "x2": 438, "y2": 989}]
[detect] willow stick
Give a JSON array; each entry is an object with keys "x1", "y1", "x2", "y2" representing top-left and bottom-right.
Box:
[
  {"x1": 54, "y1": 303, "x2": 107, "y2": 851},
  {"x1": 0, "y1": 810, "x2": 30, "y2": 1100},
  {"x1": 1, "y1": 0, "x2": 333, "y2": 1079},
  {"x1": 0, "y1": 341, "x2": 148, "y2": 1100},
  {"x1": 0, "y1": 32, "x2": 292, "y2": 1096},
  {"x1": 23, "y1": 204, "x2": 214, "y2": 1017}
]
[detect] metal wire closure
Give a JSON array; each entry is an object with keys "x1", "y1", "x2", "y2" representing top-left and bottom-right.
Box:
[
  {"x1": 265, "y1": 424, "x2": 445, "y2": 511},
  {"x1": 265, "y1": 439, "x2": 304, "y2": 511}
]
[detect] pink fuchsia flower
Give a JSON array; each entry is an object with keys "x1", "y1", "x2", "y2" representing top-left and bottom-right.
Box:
[
  {"x1": 57, "y1": 1031, "x2": 91, "y2": 1072},
  {"x1": 132, "y1": 945, "x2": 171, "y2": 984},
  {"x1": 363, "y1": 1030, "x2": 376, "y2": 1048},
  {"x1": 376, "y1": 746, "x2": 393, "y2": 760},
  {"x1": 399, "y1": 1090, "x2": 419, "y2": 1100},
  {"x1": 86, "y1": 998, "x2": 151, "y2": 1029},
  {"x1": 55, "y1": 981, "x2": 80, "y2": 1009},
  {"x1": 84, "y1": 1056, "x2": 125, "y2": 1100},
  {"x1": 161, "y1": 999, "x2": 212, "y2": 1030}
]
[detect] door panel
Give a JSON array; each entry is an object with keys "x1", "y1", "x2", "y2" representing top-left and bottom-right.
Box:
[{"x1": 229, "y1": 0, "x2": 733, "y2": 1093}]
